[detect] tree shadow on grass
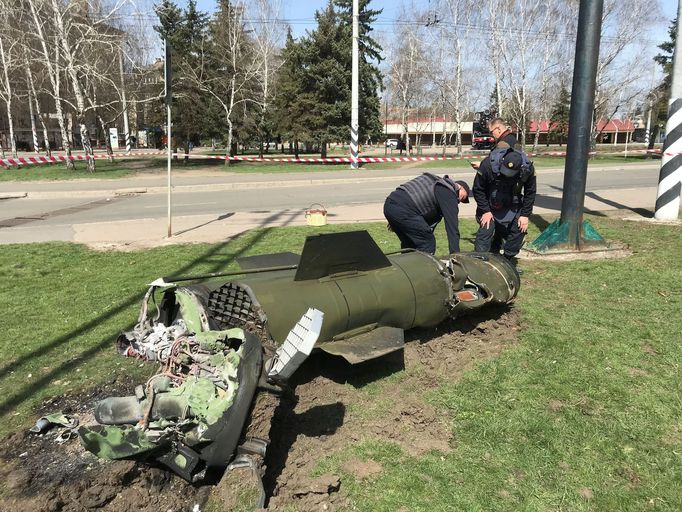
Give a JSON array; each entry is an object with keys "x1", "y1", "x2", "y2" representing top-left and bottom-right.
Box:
[{"x1": 0, "y1": 210, "x2": 301, "y2": 421}]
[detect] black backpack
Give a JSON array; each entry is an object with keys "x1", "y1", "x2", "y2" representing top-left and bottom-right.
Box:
[{"x1": 489, "y1": 147, "x2": 534, "y2": 184}]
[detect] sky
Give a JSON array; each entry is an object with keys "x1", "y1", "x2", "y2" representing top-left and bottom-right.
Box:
[{"x1": 180, "y1": 0, "x2": 679, "y2": 44}]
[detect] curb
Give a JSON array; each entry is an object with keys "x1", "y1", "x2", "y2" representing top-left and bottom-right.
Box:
[
  {"x1": 20, "y1": 175, "x2": 442, "y2": 199},
  {"x1": 0, "y1": 192, "x2": 28, "y2": 199}
]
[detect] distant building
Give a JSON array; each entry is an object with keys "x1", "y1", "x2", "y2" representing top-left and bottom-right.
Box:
[{"x1": 381, "y1": 111, "x2": 639, "y2": 147}]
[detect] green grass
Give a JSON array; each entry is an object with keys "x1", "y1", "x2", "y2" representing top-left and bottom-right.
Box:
[
  {"x1": 1, "y1": 217, "x2": 680, "y2": 510},
  {"x1": 0, "y1": 159, "x2": 140, "y2": 181},
  {"x1": 313, "y1": 217, "x2": 682, "y2": 512}
]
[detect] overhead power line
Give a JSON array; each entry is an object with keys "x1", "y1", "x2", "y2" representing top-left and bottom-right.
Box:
[{"x1": 113, "y1": 12, "x2": 668, "y2": 46}]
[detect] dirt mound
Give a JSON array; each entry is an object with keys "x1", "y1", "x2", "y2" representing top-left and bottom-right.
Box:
[{"x1": 0, "y1": 306, "x2": 519, "y2": 511}]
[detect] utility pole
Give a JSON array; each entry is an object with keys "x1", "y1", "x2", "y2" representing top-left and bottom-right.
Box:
[
  {"x1": 654, "y1": 1, "x2": 682, "y2": 219},
  {"x1": 165, "y1": 39, "x2": 173, "y2": 238},
  {"x1": 527, "y1": 0, "x2": 607, "y2": 253},
  {"x1": 645, "y1": 101, "x2": 652, "y2": 147},
  {"x1": 559, "y1": 0, "x2": 603, "y2": 248},
  {"x1": 350, "y1": 0, "x2": 359, "y2": 170},
  {"x1": 119, "y1": 48, "x2": 131, "y2": 154},
  {"x1": 384, "y1": 99, "x2": 388, "y2": 157}
]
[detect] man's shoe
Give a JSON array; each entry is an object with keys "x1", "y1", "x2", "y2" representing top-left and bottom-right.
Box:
[{"x1": 504, "y1": 256, "x2": 523, "y2": 275}]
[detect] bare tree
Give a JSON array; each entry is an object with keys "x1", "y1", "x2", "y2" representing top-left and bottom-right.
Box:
[
  {"x1": 0, "y1": 39, "x2": 17, "y2": 158},
  {"x1": 440, "y1": 0, "x2": 479, "y2": 155},
  {"x1": 25, "y1": 61, "x2": 52, "y2": 156},
  {"x1": 530, "y1": 5, "x2": 573, "y2": 152},
  {"x1": 388, "y1": 9, "x2": 428, "y2": 154},
  {"x1": 591, "y1": 0, "x2": 660, "y2": 148},
  {"x1": 0, "y1": 3, "x2": 19, "y2": 158},
  {"x1": 26, "y1": 0, "x2": 75, "y2": 168},
  {"x1": 183, "y1": 0, "x2": 259, "y2": 160},
  {"x1": 248, "y1": 0, "x2": 285, "y2": 157}
]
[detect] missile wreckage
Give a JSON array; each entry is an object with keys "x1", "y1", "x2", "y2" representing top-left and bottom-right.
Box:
[{"x1": 78, "y1": 230, "x2": 519, "y2": 502}]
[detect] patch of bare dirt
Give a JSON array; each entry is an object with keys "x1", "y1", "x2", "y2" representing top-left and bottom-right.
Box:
[
  {"x1": 0, "y1": 305, "x2": 520, "y2": 511},
  {"x1": 547, "y1": 400, "x2": 566, "y2": 413},
  {"x1": 521, "y1": 243, "x2": 632, "y2": 262},
  {"x1": 340, "y1": 458, "x2": 382, "y2": 480}
]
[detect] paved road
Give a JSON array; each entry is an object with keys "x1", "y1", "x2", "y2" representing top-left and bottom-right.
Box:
[{"x1": 0, "y1": 162, "x2": 665, "y2": 247}]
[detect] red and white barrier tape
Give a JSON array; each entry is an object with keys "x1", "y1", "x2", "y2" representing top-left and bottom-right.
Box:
[
  {"x1": 0, "y1": 153, "x2": 112, "y2": 167},
  {"x1": 0, "y1": 148, "x2": 663, "y2": 168}
]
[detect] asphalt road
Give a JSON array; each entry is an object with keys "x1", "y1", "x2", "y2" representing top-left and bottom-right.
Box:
[{"x1": 0, "y1": 162, "x2": 661, "y2": 225}]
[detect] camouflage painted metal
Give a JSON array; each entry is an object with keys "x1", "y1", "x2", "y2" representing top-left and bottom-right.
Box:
[{"x1": 79, "y1": 230, "x2": 519, "y2": 484}]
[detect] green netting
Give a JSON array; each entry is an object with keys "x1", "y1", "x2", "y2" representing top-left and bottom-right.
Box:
[{"x1": 526, "y1": 219, "x2": 605, "y2": 252}]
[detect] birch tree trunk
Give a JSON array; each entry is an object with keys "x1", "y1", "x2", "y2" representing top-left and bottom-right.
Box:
[
  {"x1": 96, "y1": 112, "x2": 114, "y2": 162},
  {"x1": 454, "y1": 40, "x2": 462, "y2": 155},
  {"x1": 0, "y1": 38, "x2": 17, "y2": 158},
  {"x1": 50, "y1": 0, "x2": 95, "y2": 172},
  {"x1": 26, "y1": 0, "x2": 73, "y2": 167},
  {"x1": 225, "y1": 73, "x2": 237, "y2": 163}
]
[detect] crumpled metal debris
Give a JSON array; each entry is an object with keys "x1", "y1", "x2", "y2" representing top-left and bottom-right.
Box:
[
  {"x1": 30, "y1": 412, "x2": 80, "y2": 444},
  {"x1": 29, "y1": 412, "x2": 78, "y2": 434}
]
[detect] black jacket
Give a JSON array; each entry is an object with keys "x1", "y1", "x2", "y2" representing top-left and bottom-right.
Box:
[
  {"x1": 495, "y1": 130, "x2": 519, "y2": 150},
  {"x1": 472, "y1": 155, "x2": 536, "y2": 218}
]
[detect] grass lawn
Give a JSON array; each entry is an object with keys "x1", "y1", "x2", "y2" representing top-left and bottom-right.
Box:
[{"x1": 1, "y1": 217, "x2": 680, "y2": 510}]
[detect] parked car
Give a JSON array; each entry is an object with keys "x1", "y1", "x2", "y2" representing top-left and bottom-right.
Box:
[
  {"x1": 472, "y1": 131, "x2": 495, "y2": 150},
  {"x1": 385, "y1": 138, "x2": 399, "y2": 149}
]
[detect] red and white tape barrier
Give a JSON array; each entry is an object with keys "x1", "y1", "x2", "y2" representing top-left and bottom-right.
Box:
[{"x1": 0, "y1": 148, "x2": 662, "y2": 168}]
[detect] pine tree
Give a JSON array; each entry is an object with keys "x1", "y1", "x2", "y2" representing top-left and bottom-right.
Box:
[
  {"x1": 335, "y1": 0, "x2": 384, "y2": 144},
  {"x1": 276, "y1": 0, "x2": 384, "y2": 157},
  {"x1": 272, "y1": 30, "x2": 315, "y2": 157},
  {"x1": 299, "y1": 1, "x2": 349, "y2": 157},
  {"x1": 549, "y1": 83, "x2": 570, "y2": 146},
  {"x1": 654, "y1": 17, "x2": 676, "y2": 91},
  {"x1": 154, "y1": 0, "x2": 210, "y2": 159},
  {"x1": 650, "y1": 17, "x2": 676, "y2": 149}
]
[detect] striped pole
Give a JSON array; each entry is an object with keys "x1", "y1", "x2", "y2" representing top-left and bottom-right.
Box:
[
  {"x1": 119, "y1": 49, "x2": 132, "y2": 154},
  {"x1": 350, "y1": 0, "x2": 359, "y2": 170},
  {"x1": 644, "y1": 102, "x2": 652, "y2": 147},
  {"x1": 655, "y1": 1, "x2": 682, "y2": 220}
]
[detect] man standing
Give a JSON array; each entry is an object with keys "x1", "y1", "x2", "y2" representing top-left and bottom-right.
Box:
[
  {"x1": 472, "y1": 146, "x2": 536, "y2": 264},
  {"x1": 470, "y1": 117, "x2": 519, "y2": 171},
  {"x1": 488, "y1": 117, "x2": 519, "y2": 149},
  {"x1": 384, "y1": 173, "x2": 471, "y2": 255}
]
